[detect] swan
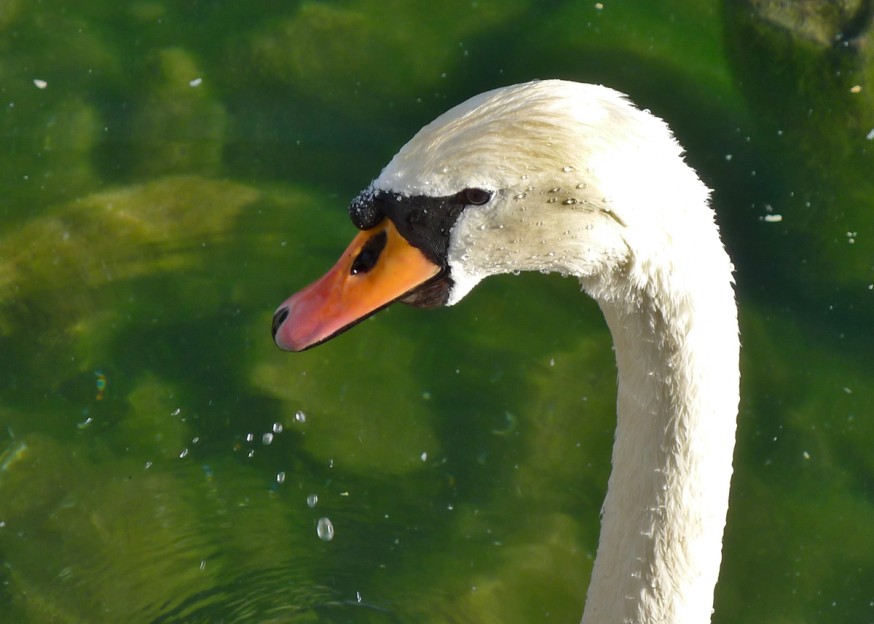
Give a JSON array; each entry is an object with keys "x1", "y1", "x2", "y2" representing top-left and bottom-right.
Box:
[{"x1": 271, "y1": 80, "x2": 740, "y2": 624}]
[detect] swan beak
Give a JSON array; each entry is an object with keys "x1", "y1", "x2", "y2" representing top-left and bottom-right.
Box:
[{"x1": 272, "y1": 219, "x2": 442, "y2": 351}]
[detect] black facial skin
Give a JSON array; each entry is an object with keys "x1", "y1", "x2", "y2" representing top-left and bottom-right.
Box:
[{"x1": 348, "y1": 187, "x2": 491, "y2": 307}]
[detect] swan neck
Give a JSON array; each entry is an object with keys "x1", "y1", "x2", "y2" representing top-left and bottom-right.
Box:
[{"x1": 581, "y1": 269, "x2": 739, "y2": 624}]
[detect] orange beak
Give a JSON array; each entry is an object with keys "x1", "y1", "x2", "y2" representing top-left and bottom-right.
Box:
[{"x1": 272, "y1": 219, "x2": 442, "y2": 351}]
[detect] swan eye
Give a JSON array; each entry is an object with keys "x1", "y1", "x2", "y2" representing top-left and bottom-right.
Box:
[
  {"x1": 350, "y1": 230, "x2": 387, "y2": 275},
  {"x1": 458, "y1": 188, "x2": 491, "y2": 206}
]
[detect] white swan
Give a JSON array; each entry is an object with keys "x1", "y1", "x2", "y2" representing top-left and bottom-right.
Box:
[{"x1": 272, "y1": 80, "x2": 740, "y2": 624}]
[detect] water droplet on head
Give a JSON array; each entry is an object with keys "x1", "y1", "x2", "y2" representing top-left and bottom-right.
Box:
[{"x1": 317, "y1": 517, "x2": 335, "y2": 541}]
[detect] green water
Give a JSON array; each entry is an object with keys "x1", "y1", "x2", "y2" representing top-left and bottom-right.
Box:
[{"x1": 1, "y1": 1, "x2": 873, "y2": 622}]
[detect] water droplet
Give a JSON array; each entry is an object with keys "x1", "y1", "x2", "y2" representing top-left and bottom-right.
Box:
[
  {"x1": 295, "y1": 410, "x2": 307, "y2": 423},
  {"x1": 246, "y1": 433, "x2": 254, "y2": 442},
  {"x1": 563, "y1": 198, "x2": 578, "y2": 205},
  {"x1": 262, "y1": 433, "x2": 274, "y2": 445},
  {"x1": 546, "y1": 198, "x2": 557, "y2": 203},
  {"x1": 514, "y1": 192, "x2": 527, "y2": 200},
  {"x1": 562, "y1": 165, "x2": 575, "y2": 172},
  {"x1": 317, "y1": 517, "x2": 335, "y2": 541},
  {"x1": 276, "y1": 471, "x2": 286, "y2": 484},
  {"x1": 576, "y1": 183, "x2": 587, "y2": 189},
  {"x1": 307, "y1": 494, "x2": 319, "y2": 508},
  {"x1": 179, "y1": 448, "x2": 189, "y2": 459},
  {"x1": 548, "y1": 187, "x2": 561, "y2": 193},
  {"x1": 420, "y1": 451, "x2": 428, "y2": 462},
  {"x1": 273, "y1": 422, "x2": 283, "y2": 433}
]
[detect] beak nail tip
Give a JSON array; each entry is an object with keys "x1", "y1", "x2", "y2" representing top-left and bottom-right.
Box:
[{"x1": 272, "y1": 306, "x2": 290, "y2": 341}]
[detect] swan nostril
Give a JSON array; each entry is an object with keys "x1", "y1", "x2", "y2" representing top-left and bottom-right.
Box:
[
  {"x1": 350, "y1": 230, "x2": 387, "y2": 275},
  {"x1": 272, "y1": 306, "x2": 289, "y2": 339}
]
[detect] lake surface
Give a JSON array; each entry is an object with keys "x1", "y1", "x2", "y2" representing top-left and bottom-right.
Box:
[{"x1": 1, "y1": 1, "x2": 872, "y2": 622}]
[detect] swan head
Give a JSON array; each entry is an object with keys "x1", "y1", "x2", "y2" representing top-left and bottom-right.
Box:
[{"x1": 273, "y1": 80, "x2": 714, "y2": 351}]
